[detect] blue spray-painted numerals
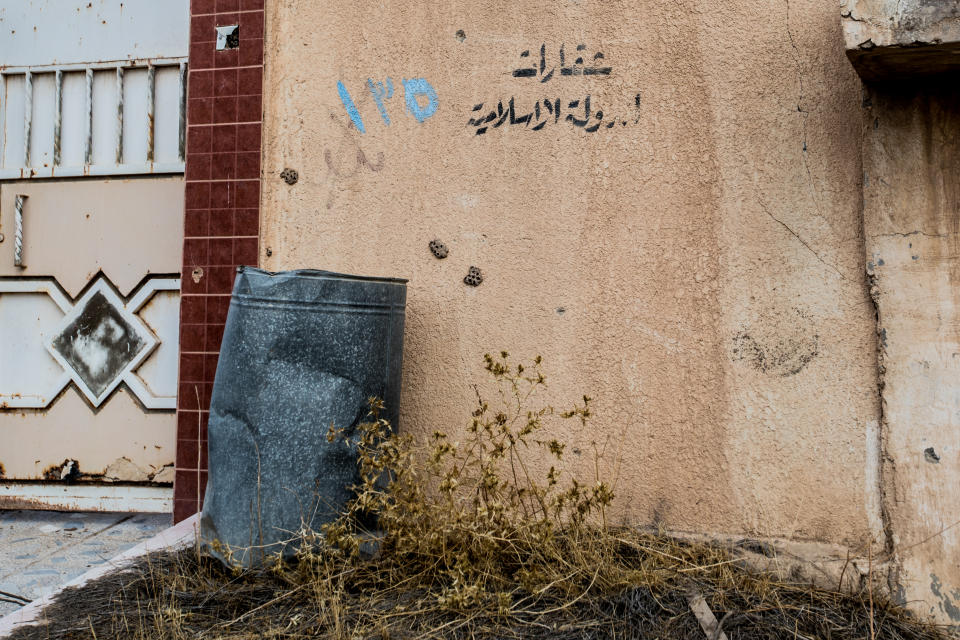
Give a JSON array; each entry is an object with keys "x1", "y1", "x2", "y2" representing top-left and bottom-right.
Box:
[{"x1": 337, "y1": 77, "x2": 438, "y2": 133}]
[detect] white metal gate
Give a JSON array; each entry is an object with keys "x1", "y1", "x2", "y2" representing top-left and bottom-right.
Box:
[{"x1": 0, "y1": 0, "x2": 189, "y2": 512}]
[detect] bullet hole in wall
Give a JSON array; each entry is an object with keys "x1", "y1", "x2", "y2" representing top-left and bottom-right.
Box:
[
  {"x1": 456, "y1": 29, "x2": 466, "y2": 42},
  {"x1": 464, "y1": 266, "x2": 483, "y2": 286},
  {"x1": 266, "y1": 247, "x2": 273, "y2": 257},
  {"x1": 924, "y1": 447, "x2": 941, "y2": 464},
  {"x1": 192, "y1": 267, "x2": 204, "y2": 284},
  {"x1": 280, "y1": 168, "x2": 298, "y2": 185},
  {"x1": 215, "y1": 25, "x2": 239, "y2": 51},
  {"x1": 429, "y1": 239, "x2": 449, "y2": 259}
]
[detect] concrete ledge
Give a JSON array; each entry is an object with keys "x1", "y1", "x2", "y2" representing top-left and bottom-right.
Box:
[
  {"x1": 0, "y1": 512, "x2": 199, "y2": 639},
  {"x1": 842, "y1": 0, "x2": 960, "y2": 80}
]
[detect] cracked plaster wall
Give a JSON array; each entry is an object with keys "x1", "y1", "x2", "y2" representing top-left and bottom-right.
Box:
[
  {"x1": 259, "y1": 0, "x2": 883, "y2": 580},
  {"x1": 863, "y1": 81, "x2": 960, "y2": 625}
]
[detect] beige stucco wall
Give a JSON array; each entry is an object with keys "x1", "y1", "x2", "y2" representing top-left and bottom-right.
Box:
[{"x1": 259, "y1": 0, "x2": 882, "y2": 551}]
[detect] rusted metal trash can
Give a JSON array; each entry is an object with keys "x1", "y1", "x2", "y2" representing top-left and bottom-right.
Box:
[{"x1": 200, "y1": 267, "x2": 406, "y2": 567}]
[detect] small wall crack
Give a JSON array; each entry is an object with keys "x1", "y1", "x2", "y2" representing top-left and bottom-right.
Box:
[
  {"x1": 760, "y1": 201, "x2": 846, "y2": 280},
  {"x1": 784, "y1": 0, "x2": 831, "y2": 232}
]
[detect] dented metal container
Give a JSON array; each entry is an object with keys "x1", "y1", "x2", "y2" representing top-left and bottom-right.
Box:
[{"x1": 200, "y1": 267, "x2": 406, "y2": 566}]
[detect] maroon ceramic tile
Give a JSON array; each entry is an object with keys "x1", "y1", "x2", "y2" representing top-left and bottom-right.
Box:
[
  {"x1": 180, "y1": 323, "x2": 206, "y2": 353},
  {"x1": 234, "y1": 237, "x2": 258, "y2": 265},
  {"x1": 177, "y1": 410, "x2": 200, "y2": 439},
  {"x1": 206, "y1": 295, "x2": 231, "y2": 324},
  {"x1": 209, "y1": 237, "x2": 234, "y2": 265},
  {"x1": 211, "y1": 124, "x2": 237, "y2": 152},
  {"x1": 213, "y1": 96, "x2": 238, "y2": 123},
  {"x1": 239, "y1": 38, "x2": 263, "y2": 66},
  {"x1": 214, "y1": 68, "x2": 238, "y2": 95},
  {"x1": 216, "y1": 0, "x2": 239, "y2": 13},
  {"x1": 189, "y1": 42, "x2": 214, "y2": 70},
  {"x1": 183, "y1": 238, "x2": 209, "y2": 266},
  {"x1": 186, "y1": 153, "x2": 211, "y2": 180},
  {"x1": 189, "y1": 72, "x2": 214, "y2": 102},
  {"x1": 240, "y1": 0, "x2": 264, "y2": 10},
  {"x1": 236, "y1": 151, "x2": 259, "y2": 179},
  {"x1": 175, "y1": 471, "x2": 199, "y2": 500},
  {"x1": 184, "y1": 209, "x2": 209, "y2": 237},
  {"x1": 191, "y1": 14, "x2": 217, "y2": 42},
  {"x1": 235, "y1": 208, "x2": 259, "y2": 236},
  {"x1": 236, "y1": 180, "x2": 259, "y2": 207},
  {"x1": 237, "y1": 123, "x2": 260, "y2": 151},
  {"x1": 237, "y1": 66, "x2": 262, "y2": 96},
  {"x1": 180, "y1": 295, "x2": 206, "y2": 324},
  {"x1": 185, "y1": 182, "x2": 211, "y2": 208},
  {"x1": 198, "y1": 412, "x2": 210, "y2": 441},
  {"x1": 215, "y1": 48, "x2": 240, "y2": 69},
  {"x1": 239, "y1": 11, "x2": 264, "y2": 39},
  {"x1": 177, "y1": 441, "x2": 209, "y2": 471},
  {"x1": 173, "y1": 499, "x2": 197, "y2": 522},
  {"x1": 237, "y1": 94, "x2": 261, "y2": 122},
  {"x1": 188, "y1": 97, "x2": 213, "y2": 125},
  {"x1": 179, "y1": 354, "x2": 204, "y2": 383},
  {"x1": 205, "y1": 322, "x2": 226, "y2": 348},
  {"x1": 192, "y1": 0, "x2": 216, "y2": 14},
  {"x1": 180, "y1": 409, "x2": 209, "y2": 436},
  {"x1": 208, "y1": 209, "x2": 235, "y2": 236},
  {"x1": 187, "y1": 126, "x2": 212, "y2": 155},
  {"x1": 207, "y1": 266, "x2": 236, "y2": 293},
  {"x1": 176, "y1": 439, "x2": 199, "y2": 470},
  {"x1": 209, "y1": 181, "x2": 234, "y2": 208},
  {"x1": 199, "y1": 382, "x2": 214, "y2": 407},
  {"x1": 178, "y1": 384, "x2": 204, "y2": 411},
  {"x1": 211, "y1": 152, "x2": 236, "y2": 180}
]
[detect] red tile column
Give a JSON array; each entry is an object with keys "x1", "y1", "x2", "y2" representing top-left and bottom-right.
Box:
[{"x1": 175, "y1": 0, "x2": 264, "y2": 522}]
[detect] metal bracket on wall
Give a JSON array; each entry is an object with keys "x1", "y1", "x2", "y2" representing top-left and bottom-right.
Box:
[{"x1": 14, "y1": 194, "x2": 26, "y2": 267}]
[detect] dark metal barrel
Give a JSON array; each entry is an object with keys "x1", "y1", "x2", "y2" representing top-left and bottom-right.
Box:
[{"x1": 200, "y1": 267, "x2": 406, "y2": 566}]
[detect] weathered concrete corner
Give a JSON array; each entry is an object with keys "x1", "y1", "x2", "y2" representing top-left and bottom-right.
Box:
[{"x1": 842, "y1": 0, "x2": 960, "y2": 80}]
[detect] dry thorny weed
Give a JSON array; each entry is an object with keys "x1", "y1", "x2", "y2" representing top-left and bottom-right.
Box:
[
  {"x1": 320, "y1": 351, "x2": 614, "y2": 613},
  {"x1": 9, "y1": 354, "x2": 952, "y2": 639}
]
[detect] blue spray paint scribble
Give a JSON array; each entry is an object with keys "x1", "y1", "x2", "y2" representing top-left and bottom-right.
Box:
[
  {"x1": 402, "y1": 78, "x2": 439, "y2": 123},
  {"x1": 337, "y1": 81, "x2": 366, "y2": 133},
  {"x1": 367, "y1": 78, "x2": 395, "y2": 125}
]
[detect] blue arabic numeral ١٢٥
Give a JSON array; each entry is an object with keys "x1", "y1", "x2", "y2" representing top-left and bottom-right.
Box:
[{"x1": 402, "y1": 78, "x2": 439, "y2": 123}]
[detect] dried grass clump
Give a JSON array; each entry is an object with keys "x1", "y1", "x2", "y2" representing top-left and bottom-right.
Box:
[{"x1": 8, "y1": 355, "x2": 952, "y2": 640}]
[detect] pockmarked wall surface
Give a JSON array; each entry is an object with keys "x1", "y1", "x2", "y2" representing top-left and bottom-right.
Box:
[{"x1": 260, "y1": 0, "x2": 881, "y2": 547}]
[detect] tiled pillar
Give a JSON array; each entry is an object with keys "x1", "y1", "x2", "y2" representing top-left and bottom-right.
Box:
[{"x1": 174, "y1": 0, "x2": 264, "y2": 522}]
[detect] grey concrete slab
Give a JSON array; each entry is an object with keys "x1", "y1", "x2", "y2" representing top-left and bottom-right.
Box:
[{"x1": 0, "y1": 510, "x2": 170, "y2": 616}]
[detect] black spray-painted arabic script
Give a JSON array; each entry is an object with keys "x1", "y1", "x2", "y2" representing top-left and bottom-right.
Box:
[
  {"x1": 512, "y1": 44, "x2": 612, "y2": 82},
  {"x1": 469, "y1": 43, "x2": 639, "y2": 136}
]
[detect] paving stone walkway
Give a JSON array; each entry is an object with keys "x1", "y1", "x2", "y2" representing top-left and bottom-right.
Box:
[{"x1": 0, "y1": 510, "x2": 170, "y2": 617}]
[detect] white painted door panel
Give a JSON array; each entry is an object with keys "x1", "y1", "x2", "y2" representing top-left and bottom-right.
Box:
[{"x1": 0, "y1": 0, "x2": 187, "y2": 512}]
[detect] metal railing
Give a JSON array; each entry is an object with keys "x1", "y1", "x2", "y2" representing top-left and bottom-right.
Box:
[{"x1": 0, "y1": 58, "x2": 187, "y2": 179}]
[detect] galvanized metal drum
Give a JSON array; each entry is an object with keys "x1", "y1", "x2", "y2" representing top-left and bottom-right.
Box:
[{"x1": 200, "y1": 267, "x2": 406, "y2": 566}]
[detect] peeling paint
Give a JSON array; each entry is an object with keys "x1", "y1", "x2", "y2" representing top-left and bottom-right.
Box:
[
  {"x1": 931, "y1": 574, "x2": 960, "y2": 622},
  {"x1": 102, "y1": 456, "x2": 151, "y2": 482}
]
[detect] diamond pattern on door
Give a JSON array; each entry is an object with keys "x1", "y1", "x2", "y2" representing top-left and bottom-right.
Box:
[
  {"x1": 0, "y1": 275, "x2": 180, "y2": 410},
  {"x1": 48, "y1": 278, "x2": 156, "y2": 405}
]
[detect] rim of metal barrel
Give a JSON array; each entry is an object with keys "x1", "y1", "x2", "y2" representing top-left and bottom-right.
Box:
[{"x1": 237, "y1": 265, "x2": 408, "y2": 285}]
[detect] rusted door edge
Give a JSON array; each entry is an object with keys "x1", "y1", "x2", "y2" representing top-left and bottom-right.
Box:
[
  {"x1": 0, "y1": 483, "x2": 172, "y2": 513},
  {"x1": 0, "y1": 513, "x2": 198, "y2": 638}
]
